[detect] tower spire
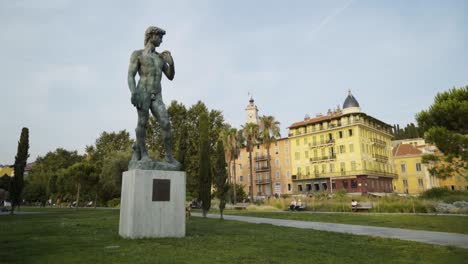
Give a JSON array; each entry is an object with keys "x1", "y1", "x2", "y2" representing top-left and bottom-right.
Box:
[{"x1": 245, "y1": 95, "x2": 259, "y2": 124}]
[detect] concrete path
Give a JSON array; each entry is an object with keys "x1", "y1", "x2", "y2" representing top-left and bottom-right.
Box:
[{"x1": 192, "y1": 213, "x2": 468, "y2": 249}]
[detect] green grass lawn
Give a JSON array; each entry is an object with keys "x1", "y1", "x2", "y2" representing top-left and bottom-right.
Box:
[
  {"x1": 0, "y1": 208, "x2": 467, "y2": 264},
  {"x1": 220, "y1": 210, "x2": 468, "y2": 234}
]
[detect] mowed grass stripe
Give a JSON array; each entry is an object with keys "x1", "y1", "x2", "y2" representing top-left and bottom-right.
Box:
[
  {"x1": 219, "y1": 210, "x2": 468, "y2": 234},
  {"x1": 0, "y1": 209, "x2": 466, "y2": 264}
]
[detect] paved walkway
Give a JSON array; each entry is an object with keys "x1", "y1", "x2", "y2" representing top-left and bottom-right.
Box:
[{"x1": 192, "y1": 213, "x2": 468, "y2": 249}]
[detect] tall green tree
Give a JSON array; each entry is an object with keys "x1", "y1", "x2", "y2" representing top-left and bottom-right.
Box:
[
  {"x1": 55, "y1": 169, "x2": 75, "y2": 203},
  {"x1": 146, "y1": 101, "x2": 190, "y2": 161},
  {"x1": 10, "y1": 127, "x2": 29, "y2": 214},
  {"x1": 48, "y1": 174, "x2": 59, "y2": 198},
  {"x1": 185, "y1": 102, "x2": 209, "y2": 198},
  {"x1": 25, "y1": 148, "x2": 84, "y2": 202},
  {"x1": 146, "y1": 116, "x2": 165, "y2": 160},
  {"x1": 220, "y1": 126, "x2": 238, "y2": 203},
  {"x1": 392, "y1": 123, "x2": 422, "y2": 140},
  {"x1": 416, "y1": 86, "x2": 468, "y2": 179},
  {"x1": 99, "y1": 151, "x2": 132, "y2": 202},
  {"x1": 214, "y1": 140, "x2": 228, "y2": 219},
  {"x1": 32, "y1": 148, "x2": 84, "y2": 174},
  {"x1": 168, "y1": 100, "x2": 189, "y2": 162},
  {"x1": 242, "y1": 123, "x2": 259, "y2": 202},
  {"x1": 85, "y1": 130, "x2": 133, "y2": 171},
  {"x1": 259, "y1": 115, "x2": 281, "y2": 196},
  {"x1": 22, "y1": 181, "x2": 47, "y2": 204},
  {"x1": 0, "y1": 175, "x2": 10, "y2": 191},
  {"x1": 146, "y1": 100, "x2": 226, "y2": 199},
  {"x1": 183, "y1": 101, "x2": 225, "y2": 198},
  {"x1": 65, "y1": 162, "x2": 98, "y2": 209},
  {"x1": 233, "y1": 130, "x2": 244, "y2": 202},
  {"x1": 198, "y1": 112, "x2": 211, "y2": 217}
]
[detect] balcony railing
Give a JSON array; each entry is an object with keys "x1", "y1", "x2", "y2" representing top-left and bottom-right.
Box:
[
  {"x1": 373, "y1": 154, "x2": 389, "y2": 163},
  {"x1": 309, "y1": 154, "x2": 337, "y2": 163},
  {"x1": 291, "y1": 169, "x2": 397, "y2": 180},
  {"x1": 309, "y1": 139, "x2": 335, "y2": 148},
  {"x1": 255, "y1": 178, "x2": 271, "y2": 185},
  {"x1": 370, "y1": 138, "x2": 387, "y2": 147},
  {"x1": 255, "y1": 166, "x2": 270, "y2": 172},
  {"x1": 292, "y1": 172, "x2": 321, "y2": 180}
]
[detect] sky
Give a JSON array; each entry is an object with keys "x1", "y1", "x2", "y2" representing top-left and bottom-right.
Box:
[{"x1": 1, "y1": 0, "x2": 467, "y2": 165}]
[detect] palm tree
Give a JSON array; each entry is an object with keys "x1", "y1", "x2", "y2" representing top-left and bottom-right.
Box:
[
  {"x1": 220, "y1": 126, "x2": 235, "y2": 203},
  {"x1": 259, "y1": 116, "x2": 281, "y2": 197},
  {"x1": 220, "y1": 127, "x2": 233, "y2": 183},
  {"x1": 242, "y1": 122, "x2": 259, "y2": 203},
  {"x1": 231, "y1": 128, "x2": 243, "y2": 203}
]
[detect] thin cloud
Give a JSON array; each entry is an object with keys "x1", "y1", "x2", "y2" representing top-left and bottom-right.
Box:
[{"x1": 309, "y1": 0, "x2": 355, "y2": 40}]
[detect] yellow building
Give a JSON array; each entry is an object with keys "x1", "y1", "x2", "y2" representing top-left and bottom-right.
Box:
[
  {"x1": 393, "y1": 139, "x2": 467, "y2": 192},
  {"x1": 438, "y1": 175, "x2": 468, "y2": 191},
  {"x1": 435, "y1": 156, "x2": 468, "y2": 191},
  {"x1": 232, "y1": 97, "x2": 293, "y2": 199},
  {"x1": 0, "y1": 166, "x2": 14, "y2": 177},
  {"x1": 234, "y1": 138, "x2": 293, "y2": 198},
  {"x1": 288, "y1": 91, "x2": 396, "y2": 194},
  {"x1": 392, "y1": 143, "x2": 439, "y2": 194}
]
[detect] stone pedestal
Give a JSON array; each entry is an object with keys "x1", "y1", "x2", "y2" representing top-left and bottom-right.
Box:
[{"x1": 119, "y1": 170, "x2": 186, "y2": 239}]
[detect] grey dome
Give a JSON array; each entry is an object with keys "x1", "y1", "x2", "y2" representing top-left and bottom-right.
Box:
[{"x1": 343, "y1": 90, "x2": 360, "y2": 108}]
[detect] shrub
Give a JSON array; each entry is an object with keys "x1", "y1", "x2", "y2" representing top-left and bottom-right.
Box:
[
  {"x1": 420, "y1": 187, "x2": 452, "y2": 199},
  {"x1": 420, "y1": 188, "x2": 468, "y2": 203},
  {"x1": 227, "y1": 183, "x2": 247, "y2": 203},
  {"x1": 107, "y1": 198, "x2": 120, "y2": 208}
]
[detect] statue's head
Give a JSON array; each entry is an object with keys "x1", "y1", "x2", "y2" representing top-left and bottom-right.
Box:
[{"x1": 144, "y1": 26, "x2": 166, "y2": 46}]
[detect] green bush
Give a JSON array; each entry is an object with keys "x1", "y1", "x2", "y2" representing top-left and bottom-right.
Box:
[
  {"x1": 420, "y1": 187, "x2": 452, "y2": 199},
  {"x1": 227, "y1": 183, "x2": 247, "y2": 203},
  {"x1": 261, "y1": 192, "x2": 451, "y2": 213},
  {"x1": 106, "y1": 198, "x2": 120, "y2": 208},
  {"x1": 420, "y1": 187, "x2": 468, "y2": 203}
]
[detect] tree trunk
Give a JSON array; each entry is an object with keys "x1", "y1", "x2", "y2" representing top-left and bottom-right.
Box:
[
  {"x1": 94, "y1": 192, "x2": 97, "y2": 209},
  {"x1": 232, "y1": 157, "x2": 237, "y2": 204},
  {"x1": 227, "y1": 159, "x2": 232, "y2": 204},
  {"x1": 75, "y1": 183, "x2": 81, "y2": 210},
  {"x1": 220, "y1": 209, "x2": 224, "y2": 219},
  {"x1": 248, "y1": 147, "x2": 254, "y2": 203},
  {"x1": 266, "y1": 145, "x2": 274, "y2": 197}
]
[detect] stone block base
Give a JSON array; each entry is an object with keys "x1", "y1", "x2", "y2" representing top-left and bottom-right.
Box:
[{"x1": 119, "y1": 170, "x2": 186, "y2": 238}]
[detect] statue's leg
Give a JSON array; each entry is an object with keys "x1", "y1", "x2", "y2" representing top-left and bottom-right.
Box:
[
  {"x1": 131, "y1": 142, "x2": 140, "y2": 161},
  {"x1": 150, "y1": 95, "x2": 175, "y2": 163},
  {"x1": 136, "y1": 108, "x2": 150, "y2": 161}
]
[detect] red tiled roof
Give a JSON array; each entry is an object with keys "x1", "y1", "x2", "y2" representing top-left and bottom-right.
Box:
[{"x1": 392, "y1": 144, "x2": 422, "y2": 156}]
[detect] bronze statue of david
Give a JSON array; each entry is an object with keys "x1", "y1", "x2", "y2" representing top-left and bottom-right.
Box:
[{"x1": 127, "y1": 26, "x2": 181, "y2": 170}]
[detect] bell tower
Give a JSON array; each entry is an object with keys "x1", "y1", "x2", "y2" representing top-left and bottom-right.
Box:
[{"x1": 245, "y1": 96, "x2": 259, "y2": 124}]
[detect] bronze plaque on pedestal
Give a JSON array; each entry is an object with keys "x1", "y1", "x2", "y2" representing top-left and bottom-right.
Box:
[{"x1": 152, "y1": 179, "x2": 170, "y2": 201}]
